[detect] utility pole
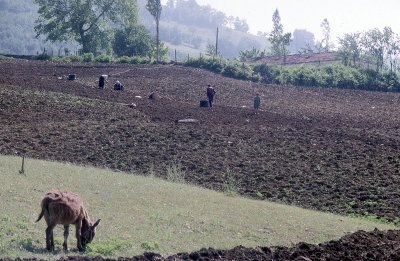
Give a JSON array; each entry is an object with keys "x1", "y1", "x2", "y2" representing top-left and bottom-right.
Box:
[{"x1": 215, "y1": 27, "x2": 219, "y2": 57}]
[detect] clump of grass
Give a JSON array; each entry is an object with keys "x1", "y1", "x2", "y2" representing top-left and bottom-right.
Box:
[
  {"x1": 86, "y1": 238, "x2": 133, "y2": 257},
  {"x1": 140, "y1": 241, "x2": 159, "y2": 251},
  {"x1": 223, "y1": 168, "x2": 239, "y2": 197},
  {"x1": 166, "y1": 162, "x2": 185, "y2": 183}
]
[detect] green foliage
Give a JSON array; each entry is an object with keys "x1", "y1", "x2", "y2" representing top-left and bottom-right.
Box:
[
  {"x1": 11, "y1": 236, "x2": 33, "y2": 251},
  {"x1": 238, "y1": 47, "x2": 261, "y2": 62},
  {"x1": 113, "y1": 24, "x2": 155, "y2": 58},
  {"x1": 86, "y1": 238, "x2": 133, "y2": 256},
  {"x1": 184, "y1": 57, "x2": 226, "y2": 73},
  {"x1": 82, "y1": 53, "x2": 95, "y2": 62},
  {"x1": 34, "y1": 0, "x2": 138, "y2": 54},
  {"x1": 69, "y1": 55, "x2": 83, "y2": 62},
  {"x1": 166, "y1": 162, "x2": 185, "y2": 183},
  {"x1": 94, "y1": 54, "x2": 114, "y2": 63},
  {"x1": 140, "y1": 241, "x2": 159, "y2": 251},
  {"x1": 252, "y1": 63, "x2": 281, "y2": 84},
  {"x1": 223, "y1": 62, "x2": 252, "y2": 80},
  {"x1": 223, "y1": 169, "x2": 239, "y2": 197}
]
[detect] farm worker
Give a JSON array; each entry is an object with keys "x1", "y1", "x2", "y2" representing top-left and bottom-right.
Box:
[
  {"x1": 98, "y1": 75, "x2": 108, "y2": 89},
  {"x1": 254, "y1": 93, "x2": 261, "y2": 114},
  {"x1": 206, "y1": 84, "x2": 216, "y2": 107},
  {"x1": 113, "y1": 80, "x2": 124, "y2": 91}
]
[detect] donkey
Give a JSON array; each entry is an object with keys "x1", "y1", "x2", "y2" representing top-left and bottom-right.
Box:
[{"x1": 36, "y1": 190, "x2": 101, "y2": 251}]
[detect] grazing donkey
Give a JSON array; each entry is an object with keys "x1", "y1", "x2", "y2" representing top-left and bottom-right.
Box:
[{"x1": 36, "y1": 190, "x2": 101, "y2": 251}]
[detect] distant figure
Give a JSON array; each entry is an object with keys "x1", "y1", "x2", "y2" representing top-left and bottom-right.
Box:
[
  {"x1": 98, "y1": 75, "x2": 108, "y2": 89},
  {"x1": 148, "y1": 91, "x2": 159, "y2": 100},
  {"x1": 254, "y1": 93, "x2": 261, "y2": 114},
  {"x1": 113, "y1": 80, "x2": 124, "y2": 91},
  {"x1": 206, "y1": 84, "x2": 216, "y2": 107}
]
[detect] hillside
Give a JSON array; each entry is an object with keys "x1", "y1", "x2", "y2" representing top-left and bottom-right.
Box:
[
  {"x1": 0, "y1": 0, "x2": 268, "y2": 60},
  {"x1": 1, "y1": 57, "x2": 400, "y2": 223}
]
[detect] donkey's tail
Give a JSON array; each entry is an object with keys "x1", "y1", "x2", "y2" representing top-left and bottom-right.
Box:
[{"x1": 36, "y1": 207, "x2": 44, "y2": 222}]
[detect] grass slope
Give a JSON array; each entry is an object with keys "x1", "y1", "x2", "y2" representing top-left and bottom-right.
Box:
[{"x1": 0, "y1": 155, "x2": 396, "y2": 259}]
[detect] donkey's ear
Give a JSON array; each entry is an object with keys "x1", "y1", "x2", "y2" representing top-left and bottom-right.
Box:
[{"x1": 93, "y1": 219, "x2": 101, "y2": 228}]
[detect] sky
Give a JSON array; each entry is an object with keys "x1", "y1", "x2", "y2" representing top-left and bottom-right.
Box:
[{"x1": 193, "y1": 0, "x2": 400, "y2": 43}]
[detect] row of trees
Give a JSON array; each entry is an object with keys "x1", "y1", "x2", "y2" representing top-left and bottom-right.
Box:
[
  {"x1": 33, "y1": 0, "x2": 166, "y2": 61},
  {"x1": 338, "y1": 27, "x2": 400, "y2": 73}
]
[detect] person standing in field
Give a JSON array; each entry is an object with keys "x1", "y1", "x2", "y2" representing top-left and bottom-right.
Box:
[
  {"x1": 254, "y1": 93, "x2": 261, "y2": 114},
  {"x1": 98, "y1": 75, "x2": 108, "y2": 89},
  {"x1": 206, "y1": 84, "x2": 216, "y2": 107}
]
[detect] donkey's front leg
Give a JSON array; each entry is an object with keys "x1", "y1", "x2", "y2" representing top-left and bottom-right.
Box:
[{"x1": 75, "y1": 220, "x2": 83, "y2": 251}]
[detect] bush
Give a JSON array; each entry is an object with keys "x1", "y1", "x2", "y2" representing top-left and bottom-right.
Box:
[
  {"x1": 35, "y1": 53, "x2": 52, "y2": 61},
  {"x1": 222, "y1": 62, "x2": 252, "y2": 80},
  {"x1": 82, "y1": 53, "x2": 94, "y2": 62},
  {"x1": 94, "y1": 54, "x2": 113, "y2": 63},
  {"x1": 116, "y1": 56, "x2": 131, "y2": 64},
  {"x1": 69, "y1": 55, "x2": 83, "y2": 62},
  {"x1": 252, "y1": 63, "x2": 280, "y2": 84},
  {"x1": 184, "y1": 57, "x2": 226, "y2": 73}
]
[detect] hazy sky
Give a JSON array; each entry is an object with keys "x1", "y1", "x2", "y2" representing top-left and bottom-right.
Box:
[{"x1": 193, "y1": 0, "x2": 400, "y2": 43}]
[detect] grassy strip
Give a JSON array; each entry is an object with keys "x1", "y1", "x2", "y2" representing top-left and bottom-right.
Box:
[{"x1": 0, "y1": 155, "x2": 396, "y2": 259}]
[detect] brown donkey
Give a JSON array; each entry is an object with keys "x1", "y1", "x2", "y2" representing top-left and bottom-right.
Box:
[{"x1": 36, "y1": 190, "x2": 101, "y2": 251}]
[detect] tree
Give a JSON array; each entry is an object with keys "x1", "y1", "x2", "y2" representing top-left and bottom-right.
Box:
[
  {"x1": 146, "y1": 0, "x2": 162, "y2": 63},
  {"x1": 269, "y1": 9, "x2": 283, "y2": 56},
  {"x1": 362, "y1": 28, "x2": 386, "y2": 71},
  {"x1": 338, "y1": 32, "x2": 362, "y2": 66},
  {"x1": 238, "y1": 47, "x2": 261, "y2": 62},
  {"x1": 268, "y1": 9, "x2": 292, "y2": 59},
  {"x1": 34, "y1": 0, "x2": 138, "y2": 54},
  {"x1": 320, "y1": 18, "x2": 331, "y2": 52},
  {"x1": 113, "y1": 25, "x2": 155, "y2": 58},
  {"x1": 382, "y1": 27, "x2": 400, "y2": 74}
]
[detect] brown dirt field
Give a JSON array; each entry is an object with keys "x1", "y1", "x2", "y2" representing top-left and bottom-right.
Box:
[{"x1": 1, "y1": 58, "x2": 400, "y2": 259}]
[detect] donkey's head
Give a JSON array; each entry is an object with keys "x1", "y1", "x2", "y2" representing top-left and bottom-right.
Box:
[{"x1": 81, "y1": 219, "x2": 101, "y2": 247}]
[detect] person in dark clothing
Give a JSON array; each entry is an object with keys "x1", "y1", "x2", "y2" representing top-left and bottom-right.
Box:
[
  {"x1": 98, "y1": 75, "x2": 107, "y2": 89},
  {"x1": 113, "y1": 80, "x2": 124, "y2": 91},
  {"x1": 206, "y1": 84, "x2": 216, "y2": 107}
]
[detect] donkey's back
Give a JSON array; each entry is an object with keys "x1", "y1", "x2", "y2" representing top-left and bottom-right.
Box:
[{"x1": 37, "y1": 190, "x2": 86, "y2": 225}]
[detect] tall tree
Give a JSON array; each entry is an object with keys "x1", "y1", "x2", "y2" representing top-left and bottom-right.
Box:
[
  {"x1": 268, "y1": 9, "x2": 291, "y2": 59},
  {"x1": 382, "y1": 27, "x2": 400, "y2": 74},
  {"x1": 146, "y1": 0, "x2": 162, "y2": 63},
  {"x1": 320, "y1": 18, "x2": 331, "y2": 52},
  {"x1": 269, "y1": 9, "x2": 283, "y2": 56},
  {"x1": 362, "y1": 28, "x2": 386, "y2": 71},
  {"x1": 34, "y1": 0, "x2": 137, "y2": 54}
]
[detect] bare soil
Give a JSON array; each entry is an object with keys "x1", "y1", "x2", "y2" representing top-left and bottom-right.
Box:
[{"x1": 1, "y1": 58, "x2": 400, "y2": 259}]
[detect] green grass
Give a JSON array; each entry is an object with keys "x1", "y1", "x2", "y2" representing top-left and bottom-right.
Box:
[{"x1": 0, "y1": 155, "x2": 396, "y2": 259}]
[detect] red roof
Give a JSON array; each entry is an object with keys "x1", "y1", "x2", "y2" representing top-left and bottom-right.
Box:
[{"x1": 247, "y1": 52, "x2": 340, "y2": 65}]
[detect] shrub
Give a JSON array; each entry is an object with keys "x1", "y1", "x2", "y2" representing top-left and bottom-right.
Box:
[
  {"x1": 69, "y1": 55, "x2": 83, "y2": 62},
  {"x1": 116, "y1": 56, "x2": 131, "y2": 64},
  {"x1": 141, "y1": 241, "x2": 159, "y2": 251},
  {"x1": 82, "y1": 53, "x2": 94, "y2": 62},
  {"x1": 94, "y1": 54, "x2": 113, "y2": 63},
  {"x1": 35, "y1": 53, "x2": 52, "y2": 61},
  {"x1": 223, "y1": 62, "x2": 252, "y2": 80},
  {"x1": 166, "y1": 162, "x2": 185, "y2": 183},
  {"x1": 86, "y1": 238, "x2": 133, "y2": 256},
  {"x1": 184, "y1": 57, "x2": 226, "y2": 73},
  {"x1": 252, "y1": 63, "x2": 280, "y2": 84}
]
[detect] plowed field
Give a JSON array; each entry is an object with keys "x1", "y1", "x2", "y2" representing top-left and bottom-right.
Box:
[{"x1": 1, "y1": 58, "x2": 400, "y2": 260}]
